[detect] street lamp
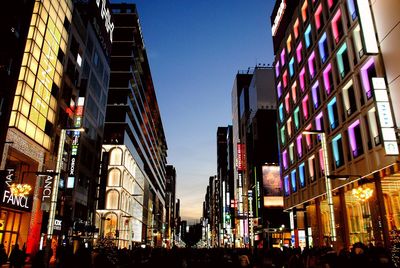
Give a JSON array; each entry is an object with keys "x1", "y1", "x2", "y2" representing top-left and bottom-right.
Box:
[
  {"x1": 46, "y1": 127, "x2": 87, "y2": 239},
  {"x1": 302, "y1": 130, "x2": 336, "y2": 244}
]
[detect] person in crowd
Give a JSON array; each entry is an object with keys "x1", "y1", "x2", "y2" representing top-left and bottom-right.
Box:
[{"x1": 8, "y1": 243, "x2": 24, "y2": 268}]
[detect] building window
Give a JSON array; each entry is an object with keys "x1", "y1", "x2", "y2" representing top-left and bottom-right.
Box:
[
  {"x1": 311, "y1": 81, "x2": 321, "y2": 109},
  {"x1": 318, "y1": 32, "x2": 329, "y2": 64},
  {"x1": 360, "y1": 57, "x2": 376, "y2": 100},
  {"x1": 284, "y1": 175, "x2": 290, "y2": 196},
  {"x1": 332, "y1": 134, "x2": 344, "y2": 167},
  {"x1": 315, "y1": 4, "x2": 323, "y2": 31},
  {"x1": 294, "y1": 19, "x2": 300, "y2": 39},
  {"x1": 367, "y1": 108, "x2": 380, "y2": 146},
  {"x1": 337, "y1": 43, "x2": 350, "y2": 79},
  {"x1": 308, "y1": 51, "x2": 316, "y2": 79},
  {"x1": 308, "y1": 155, "x2": 316, "y2": 182},
  {"x1": 287, "y1": 34, "x2": 293, "y2": 54},
  {"x1": 291, "y1": 169, "x2": 297, "y2": 193},
  {"x1": 294, "y1": 107, "x2": 300, "y2": 130},
  {"x1": 283, "y1": 70, "x2": 288, "y2": 88},
  {"x1": 348, "y1": 119, "x2": 364, "y2": 157},
  {"x1": 277, "y1": 81, "x2": 282, "y2": 99},
  {"x1": 281, "y1": 49, "x2": 286, "y2": 67},
  {"x1": 279, "y1": 103, "x2": 284, "y2": 122},
  {"x1": 323, "y1": 63, "x2": 333, "y2": 95},
  {"x1": 289, "y1": 57, "x2": 295, "y2": 78},
  {"x1": 296, "y1": 135, "x2": 303, "y2": 158},
  {"x1": 287, "y1": 117, "x2": 293, "y2": 138},
  {"x1": 304, "y1": 25, "x2": 312, "y2": 49},
  {"x1": 342, "y1": 80, "x2": 357, "y2": 116},
  {"x1": 327, "y1": 97, "x2": 339, "y2": 130},
  {"x1": 296, "y1": 42, "x2": 303, "y2": 64},
  {"x1": 327, "y1": 0, "x2": 336, "y2": 11},
  {"x1": 299, "y1": 162, "x2": 306, "y2": 188},
  {"x1": 289, "y1": 142, "x2": 295, "y2": 164},
  {"x1": 346, "y1": 0, "x2": 357, "y2": 21},
  {"x1": 283, "y1": 149, "x2": 288, "y2": 170},
  {"x1": 305, "y1": 124, "x2": 313, "y2": 149},
  {"x1": 332, "y1": 9, "x2": 344, "y2": 44},
  {"x1": 302, "y1": 94, "x2": 310, "y2": 120},
  {"x1": 275, "y1": 61, "x2": 280, "y2": 77},
  {"x1": 110, "y1": 148, "x2": 123, "y2": 165},
  {"x1": 302, "y1": 0, "x2": 308, "y2": 22},
  {"x1": 291, "y1": 81, "x2": 298, "y2": 104},
  {"x1": 285, "y1": 93, "x2": 291, "y2": 114},
  {"x1": 280, "y1": 126, "x2": 286, "y2": 145},
  {"x1": 315, "y1": 111, "x2": 324, "y2": 132},
  {"x1": 106, "y1": 190, "x2": 119, "y2": 210},
  {"x1": 108, "y1": 168, "x2": 121, "y2": 186},
  {"x1": 319, "y1": 148, "x2": 325, "y2": 175},
  {"x1": 352, "y1": 25, "x2": 364, "y2": 61},
  {"x1": 299, "y1": 67, "x2": 306, "y2": 92}
]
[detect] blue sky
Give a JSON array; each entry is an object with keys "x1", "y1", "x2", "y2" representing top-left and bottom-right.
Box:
[{"x1": 117, "y1": 0, "x2": 276, "y2": 221}]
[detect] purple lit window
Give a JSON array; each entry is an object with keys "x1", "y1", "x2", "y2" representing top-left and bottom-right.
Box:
[
  {"x1": 296, "y1": 135, "x2": 303, "y2": 157},
  {"x1": 296, "y1": 42, "x2": 303, "y2": 63},
  {"x1": 283, "y1": 149, "x2": 288, "y2": 170},
  {"x1": 281, "y1": 49, "x2": 286, "y2": 66},
  {"x1": 348, "y1": 119, "x2": 363, "y2": 157},
  {"x1": 360, "y1": 58, "x2": 376, "y2": 99},
  {"x1": 308, "y1": 51, "x2": 316, "y2": 78},
  {"x1": 277, "y1": 82, "x2": 282, "y2": 99},
  {"x1": 311, "y1": 82, "x2": 320, "y2": 108},
  {"x1": 315, "y1": 112, "x2": 324, "y2": 131},
  {"x1": 275, "y1": 62, "x2": 280, "y2": 77},
  {"x1": 300, "y1": 68, "x2": 306, "y2": 92}
]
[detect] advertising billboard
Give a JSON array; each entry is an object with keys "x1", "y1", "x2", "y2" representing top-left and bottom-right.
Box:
[{"x1": 262, "y1": 165, "x2": 283, "y2": 207}]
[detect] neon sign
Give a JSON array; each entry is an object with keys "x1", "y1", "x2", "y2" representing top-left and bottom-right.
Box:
[{"x1": 96, "y1": 0, "x2": 114, "y2": 42}]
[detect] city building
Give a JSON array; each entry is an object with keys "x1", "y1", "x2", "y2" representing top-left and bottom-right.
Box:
[
  {"x1": 95, "y1": 3, "x2": 168, "y2": 248},
  {"x1": 165, "y1": 165, "x2": 177, "y2": 247},
  {"x1": 271, "y1": 0, "x2": 400, "y2": 249}
]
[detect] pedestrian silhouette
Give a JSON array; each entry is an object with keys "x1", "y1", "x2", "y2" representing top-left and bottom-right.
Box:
[
  {"x1": 0, "y1": 244, "x2": 7, "y2": 266},
  {"x1": 9, "y1": 243, "x2": 24, "y2": 268}
]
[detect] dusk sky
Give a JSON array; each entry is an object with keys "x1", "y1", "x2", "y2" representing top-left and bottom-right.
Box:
[{"x1": 117, "y1": 0, "x2": 276, "y2": 222}]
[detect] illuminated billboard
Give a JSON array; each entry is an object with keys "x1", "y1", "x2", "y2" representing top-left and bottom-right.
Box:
[{"x1": 262, "y1": 165, "x2": 283, "y2": 207}]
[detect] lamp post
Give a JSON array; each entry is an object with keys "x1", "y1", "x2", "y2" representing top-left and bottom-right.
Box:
[
  {"x1": 46, "y1": 127, "x2": 86, "y2": 239},
  {"x1": 302, "y1": 130, "x2": 336, "y2": 244}
]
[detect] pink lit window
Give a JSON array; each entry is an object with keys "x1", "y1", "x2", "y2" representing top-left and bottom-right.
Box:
[
  {"x1": 296, "y1": 42, "x2": 303, "y2": 63},
  {"x1": 291, "y1": 82, "x2": 297, "y2": 103},
  {"x1": 319, "y1": 149, "x2": 325, "y2": 174},
  {"x1": 323, "y1": 64, "x2": 332, "y2": 94},
  {"x1": 299, "y1": 68, "x2": 306, "y2": 92},
  {"x1": 331, "y1": 9, "x2": 342, "y2": 44},
  {"x1": 285, "y1": 93, "x2": 290, "y2": 113},
  {"x1": 308, "y1": 51, "x2": 316, "y2": 78},
  {"x1": 283, "y1": 70, "x2": 288, "y2": 88},
  {"x1": 296, "y1": 135, "x2": 303, "y2": 157},
  {"x1": 302, "y1": 95, "x2": 309, "y2": 120},
  {"x1": 305, "y1": 124, "x2": 312, "y2": 149},
  {"x1": 294, "y1": 19, "x2": 300, "y2": 39},
  {"x1": 301, "y1": 0, "x2": 308, "y2": 22},
  {"x1": 281, "y1": 49, "x2": 286, "y2": 66},
  {"x1": 315, "y1": 4, "x2": 323, "y2": 30},
  {"x1": 327, "y1": 0, "x2": 334, "y2": 9}
]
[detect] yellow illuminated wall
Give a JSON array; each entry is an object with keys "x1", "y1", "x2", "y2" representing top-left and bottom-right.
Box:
[{"x1": 9, "y1": 0, "x2": 72, "y2": 149}]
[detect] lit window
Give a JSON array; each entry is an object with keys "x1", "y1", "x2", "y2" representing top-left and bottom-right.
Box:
[
  {"x1": 323, "y1": 63, "x2": 333, "y2": 94},
  {"x1": 319, "y1": 149, "x2": 325, "y2": 174},
  {"x1": 302, "y1": 95, "x2": 309, "y2": 120},
  {"x1": 337, "y1": 43, "x2": 349, "y2": 79},
  {"x1": 281, "y1": 49, "x2": 286, "y2": 66},
  {"x1": 301, "y1": 0, "x2": 308, "y2": 22},
  {"x1": 110, "y1": 148, "x2": 123, "y2": 165},
  {"x1": 289, "y1": 143, "x2": 295, "y2": 164},
  {"x1": 294, "y1": 107, "x2": 300, "y2": 130},
  {"x1": 283, "y1": 149, "x2": 288, "y2": 170},
  {"x1": 348, "y1": 119, "x2": 364, "y2": 157},
  {"x1": 291, "y1": 169, "x2": 297, "y2": 192},
  {"x1": 327, "y1": 0, "x2": 334, "y2": 10},
  {"x1": 77, "y1": 53, "x2": 82, "y2": 67},
  {"x1": 275, "y1": 61, "x2": 280, "y2": 77},
  {"x1": 277, "y1": 81, "x2": 282, "y2": 99},
  {"x1": 106, "y1": 190, "x2": 119, "y2": 209},
  {"x1": 296, "y1": 42, "x2": 303, "y2": 63},
  {"x1": 289, "y1": 57, "x2": 295, "y2": 78},
  {"x1": 283, "y1": 70, "x2": 288, "y2": 88},
  {"x1": 332, "y1": 134, "x2": 344, "y2": 167},
  {"x1": 304, "y1": 25, "x2": 312, "y2": 48},
  {"x1": 299, "y1": 67, "x2": 306, "y2": 92},
  {"x1": 291, "y1": 82, "x2": 297, "y2": 103},
  {"x1": 347, "y1": 0, "x2": 357, "y2": 21},
  {"x1": 279, "y1": 103, "x2": 284, "y2": 122},
  {"x1": 318, "y1": 33, "x2": 328, "y2": 64},
  {"x1": 296, "y1": 135, "x2": 303, "y2": 158},
  {"x1": 327, "y1": 97, "x2": 338, "y2": 130},
  {"x1": 305, "y1": 123, "x2": 312, "y2": 149},
  {"x1": 287, "y1": 34, "x2": 292, "y2": 53},
  {"x1": 342, "y1": 80, "x2": 356, "y2": 116},
  {"x1": 360, "y1": 57, "x2": 376, "y2": 100},
  {"x1": 308, "y1": 155, "x2": 316, "y2": 182},
  {"x1": 108, "y1": 169, "x2": 121, "y2": 186},
  {"x1": 285, "y1": 93, "x2": 290, "y2": 113},
  {"x1": 331, "y1": 9, "x2": 343, "y2": 44},
  {"x1": 280, "y1": 126, "x2": 286, "y2": 145},
  {"x1": 315, "y1": 111, "x2": 324, "y2": 132},
  {"x1": 315, "y1": 4, "x2": 323, "y2": 31},
  {"x1": 284, "y1": 175, "x2": 290, "y2": 196},
  {"x1": 299, "y1": 163, "x2": 306, "y2": 188},
  {"x1": 311, "y1": 81, "x2": 320, "y2": 108},
  {"x1": 287, "y1": 117, "x2": 293, "y2": 138},
  {"x1": 294, "y1": 19, "x2": 300, "y2": 39},
  {"x1": 308, "y1": 51, "x2": 316, "y2": 78}
]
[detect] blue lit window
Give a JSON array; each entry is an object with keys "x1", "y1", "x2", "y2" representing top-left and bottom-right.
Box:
[
  {"x1": 347, "y1": 0, "x2": 357, "y2": 21},
  {"x1": 291, "y1": 170, "x2": 297, "y2": 193},
  {"x1": 289, "y1": 57, "x2": 295, "y2": 78},
  {"x1": 284, "y1": 175, "x2": 290, "y2": 196},
  {"x1": 327, "y1": 97, "x2": 338, "y2": 130},
  {"x1": 332, "y1": 134, "x2": 344, "y2": 167},
  {"x1": 305, "y1": 25, "x2": 312, "y2": 48},
  {"x1": 318, "y1": 33, "x2": 328, "y2": 64},
  {"x1": 299, "y1": 163, "x2": 305, "y2": 188},
  {"x1": 279, "y1": 103, "x2": 284, "y2": 122}
]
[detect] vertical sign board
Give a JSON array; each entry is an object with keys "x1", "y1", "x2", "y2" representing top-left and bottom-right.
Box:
[
  {"x1": 372, "y1": 77, "x2": 399, "y2": 155},
  {"x1": 262, "y1": 165, "x2": 284, "y2": 207},
  {"x1": 67, "y1": 97, "x2": 85, "y2": 188},
  {"x1": 41, "y1": 172, "x2": 55, "y2": 211}
]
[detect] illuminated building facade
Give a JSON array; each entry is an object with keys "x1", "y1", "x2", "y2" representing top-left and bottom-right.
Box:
[
  {"x1": 96, "y1": 3, "x2": 168, "y2": 248},
  {"x1": 272, "y1": 0, "x2": 400, "y2": 249}
]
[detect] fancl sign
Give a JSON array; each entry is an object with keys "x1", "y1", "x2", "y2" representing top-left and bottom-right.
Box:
[
  {"x1": 271, "y1": 0, "x2": 286, "y2": 36},
  {"x1": 1, "y1": 169, "x2": 32, "y2": 212},
  {"x1": 41, "y1": 172, "x2": 55, "y2": 211},
  {"x1": 95, "y1": 0, "x2": 114, "y2": 42}
]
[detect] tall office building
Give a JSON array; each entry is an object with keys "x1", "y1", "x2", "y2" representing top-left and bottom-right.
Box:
[
  {"x1": 165, "y1": 165, "x2": 177, "y2": 247},
  {"x1": 272, "y1": 0, "x2": 400, "y2": 249},
  {"x1": 96, "y1": 3, "x2": 168, "y2": 248}
]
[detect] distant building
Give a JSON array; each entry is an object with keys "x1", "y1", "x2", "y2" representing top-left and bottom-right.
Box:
[{"x1": 165, "y1": 165, "x2": 177, "y2": 247}]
